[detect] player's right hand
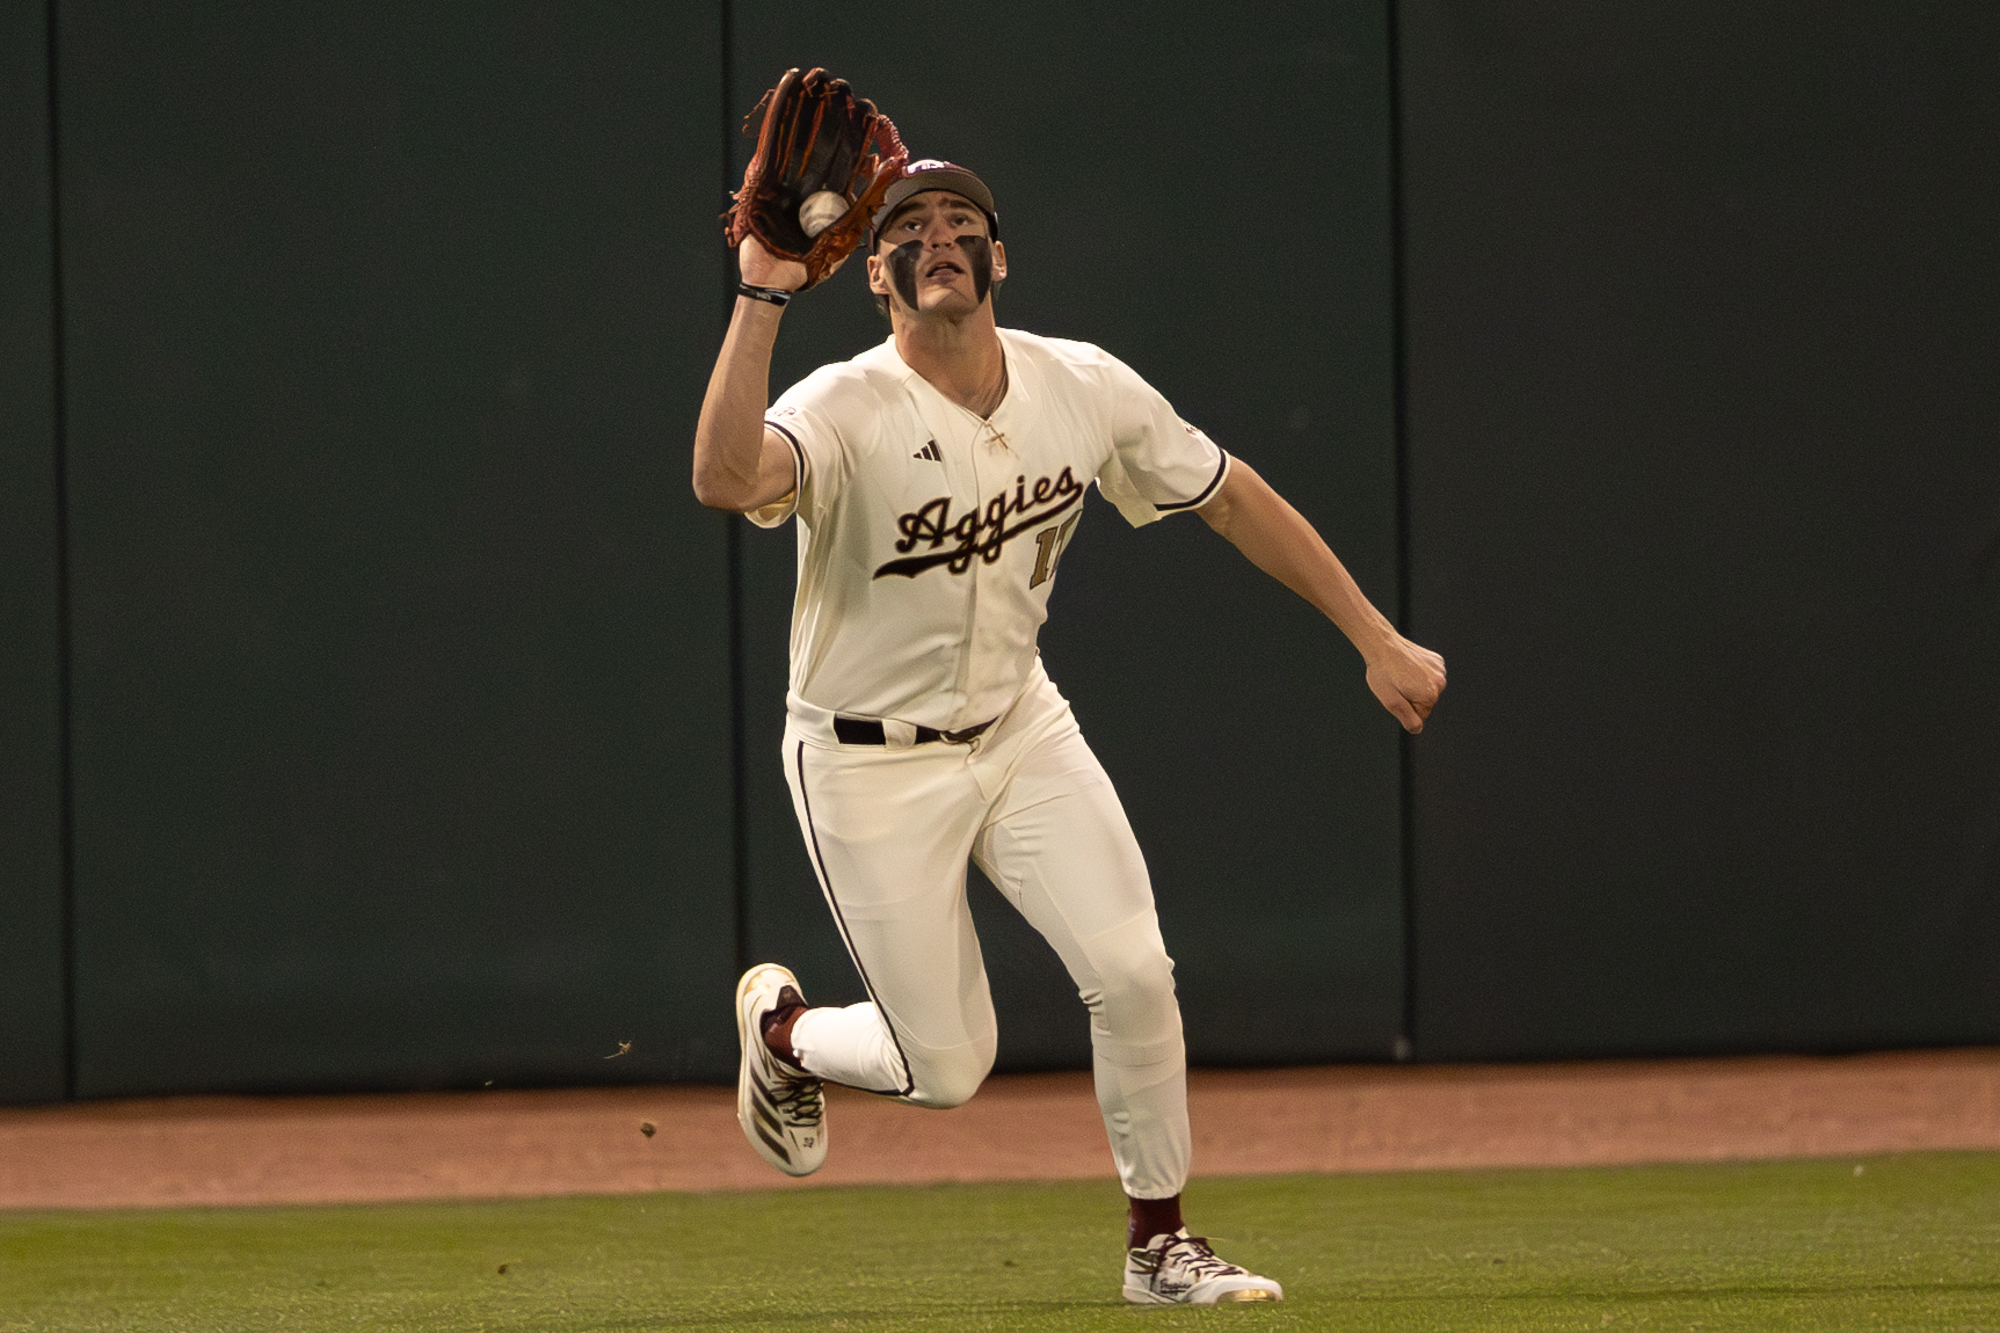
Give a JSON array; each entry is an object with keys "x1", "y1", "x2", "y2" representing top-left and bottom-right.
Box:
[{"x1": 738, "y1": 235, "x2": 813, "y2": 293}]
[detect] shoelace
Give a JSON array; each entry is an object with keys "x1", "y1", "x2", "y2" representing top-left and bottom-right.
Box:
[
  {"x1": 1152, "y1": 1236, "x2": 1243, "y2": 1282},
  {"x1": 771, "y1": 1075, "x2": 823, "y2": 1126}
]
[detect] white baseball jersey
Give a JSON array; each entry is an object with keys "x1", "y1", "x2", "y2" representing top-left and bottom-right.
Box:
[{"x1": 752, "y1": 329, "x2": 1229, "y2": 732}]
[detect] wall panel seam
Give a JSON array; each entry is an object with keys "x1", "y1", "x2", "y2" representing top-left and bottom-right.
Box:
[
  {"x1": 1386, "y1": 0, "x2": 1417, "y2": 1063},
  {"x1": 44, "y1": 0, "x2": 76, "y2": 1101},
  {"x1": 720, "y1": 0, "x2": 749, "y2": 979}
]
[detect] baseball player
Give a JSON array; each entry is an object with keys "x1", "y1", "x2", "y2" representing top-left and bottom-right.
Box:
[{"x1": 693, "y1": 159, "x2": 1446, "y2": 1305}]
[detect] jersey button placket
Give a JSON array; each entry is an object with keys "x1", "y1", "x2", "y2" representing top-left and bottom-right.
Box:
[
  {"x1": 955, "y1": 416, "x2": 988, "y2": 724},
  {"x1": 913, "y1": 389, "x2": 975, "y2": 725}
]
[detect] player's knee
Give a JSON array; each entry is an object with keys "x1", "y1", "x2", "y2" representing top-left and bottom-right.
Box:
[
  {"x1": 1098, "y1": 938, "x2": 1179, "y2": 1014},
  {"x1": 1085, "y1": 937, "x2": 1184, "y2": 1061},
  {"x1": 916, "y1": 1069, "x2": 983, "y2": 1109},
  {"x1": 910, "y1": 1044, "x2": 994, "y2": 1109}
]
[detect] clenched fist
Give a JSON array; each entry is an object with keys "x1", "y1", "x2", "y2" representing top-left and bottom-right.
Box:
[{"x1": 1366, "y1": 636, "x2": 1447, "y2": 734}]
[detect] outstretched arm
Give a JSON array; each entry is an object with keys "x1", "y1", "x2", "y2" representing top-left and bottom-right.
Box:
[
  {"x1": 1198, "y1": 458, "x2": 1446, "y2": 733},
  {"x1": 692, "y1": 238, "x2": 811, "y2": 513}
]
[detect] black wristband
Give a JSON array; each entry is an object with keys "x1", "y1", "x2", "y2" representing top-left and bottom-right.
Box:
[{"x1": 738, "y1": 282, "x2": 793, "y2": 307}]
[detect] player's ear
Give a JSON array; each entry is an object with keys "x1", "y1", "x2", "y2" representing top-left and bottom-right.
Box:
[
  {"x1": 866, "y1": 252, "x2": 889, "y2": 297},
  {"x1": 989, "y1": 240, "x2": 1007, "y2": 284}
]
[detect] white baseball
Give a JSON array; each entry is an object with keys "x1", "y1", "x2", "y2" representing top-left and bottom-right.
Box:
[{"x1": 798, "y1": 190, "x2": 848, "y2": 238}]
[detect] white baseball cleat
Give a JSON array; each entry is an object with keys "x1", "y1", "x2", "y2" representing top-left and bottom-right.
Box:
[
  {"x1": 734, "y1": 963, "x2": 826, "y2": 1177},
  {"x1": 1122, "y1": 1229, "x2": 1285, "y2": 1305}
]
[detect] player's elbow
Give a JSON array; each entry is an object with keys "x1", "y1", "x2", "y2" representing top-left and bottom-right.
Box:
[{"x1": 691, "y1": 465, "x2": 752, "y2": 513}]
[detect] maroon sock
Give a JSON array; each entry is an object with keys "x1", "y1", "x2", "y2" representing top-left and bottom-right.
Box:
[
  {"x1": 759, "y1": 986, "x2": 809, "y2": 1071},
  {"x1": 1127, "y1": 1193, "x2": 1184, "y2": 1250}
]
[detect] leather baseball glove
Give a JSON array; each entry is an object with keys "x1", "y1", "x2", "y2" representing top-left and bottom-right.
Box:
[{"x1": 725, "y1": 67, "x2": 908, "y2": 290}]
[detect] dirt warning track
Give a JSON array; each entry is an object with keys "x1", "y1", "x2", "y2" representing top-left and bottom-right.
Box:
[{"x1": 3, "y1": 1048, "x2": 1996, "y2": 1210}]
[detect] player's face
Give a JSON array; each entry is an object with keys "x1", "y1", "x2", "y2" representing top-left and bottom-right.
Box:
[{"x1": 867, "y1": 192, "x2": 1007, "y2": 319}]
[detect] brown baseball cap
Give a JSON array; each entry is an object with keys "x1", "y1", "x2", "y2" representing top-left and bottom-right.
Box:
[{"x1": 871, "y1": 159, "x2": 1000, "y2": 242}]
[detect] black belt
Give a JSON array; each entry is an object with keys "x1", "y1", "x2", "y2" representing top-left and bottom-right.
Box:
[{"x1": 834, "y1": 716, "x2": 994, "y2": 746}]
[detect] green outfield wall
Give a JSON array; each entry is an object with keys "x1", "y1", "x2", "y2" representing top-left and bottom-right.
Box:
[{"x1": 3, "y1": 1, "x2": 1995, "y2": 1103}]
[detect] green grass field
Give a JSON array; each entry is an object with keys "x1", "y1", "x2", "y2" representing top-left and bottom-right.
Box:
[{"x1": 4, "y1": 1152, "x2": 1998, "y2": 1332}]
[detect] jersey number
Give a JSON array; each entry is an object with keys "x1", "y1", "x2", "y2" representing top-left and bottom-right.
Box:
[{"x1": 1029, "y1": 514, "x2": 1081, "y2": 589}]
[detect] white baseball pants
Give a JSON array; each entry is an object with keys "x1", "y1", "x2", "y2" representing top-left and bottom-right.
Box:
[{"x1": 780, "y1": 661, "x2": 1190, "y2": 1200}]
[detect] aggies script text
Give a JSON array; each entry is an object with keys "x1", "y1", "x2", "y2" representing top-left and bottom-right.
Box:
[{"x1": 874, "y1": 469, "x2": 1084, "y2": 581}]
